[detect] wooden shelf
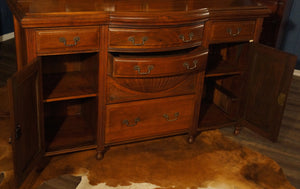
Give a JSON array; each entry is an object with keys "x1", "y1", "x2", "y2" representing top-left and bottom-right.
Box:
[
  {"x1": 198, "y1": 103, "x2": 236, "y2": 130},
  {"x1": 45, "y1": 115, "x2": 96, "y2": 154},
  {"x1": 205, "y1": 61, "x2": 242, "y2": 77},
  {"x1": 214, "y1": 83, "x2": 239, "y2": 101},
  {"x1": 43, "y1": 72, "x2": 97, "y2": 102}
]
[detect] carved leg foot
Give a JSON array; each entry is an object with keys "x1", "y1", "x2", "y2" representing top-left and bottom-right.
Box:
[
  {"x1": 96, "y1": 151, "x2": 104, "y2": 160},
  {"x1": 0, "y1": 172, "x2": 4, "y2": 185},
  {"x1": 187, "y1": 135, "x2": 195, "y2": 144},
  {"x1": 234, "y1": 126, "x2": 241, "y2": 135}
]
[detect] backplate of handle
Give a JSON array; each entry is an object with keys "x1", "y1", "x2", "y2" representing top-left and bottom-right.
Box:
[
  {"x1": 122, "y1": 117, "x2": 141, "y2": 127},
  {"x1": 128, "y1": 36, "x2": 148, "y2": 46},
  {"x1": 227, "y1": 28, "x2": 241, "y2": 37},
  {"x1": 59, "y1": 36, "x2": 80, "y2": 47},
  {"x1": 163, "y1": 112, "x2": 179, "y2": 122},
  {"x1": 179, "y1": 32, "x2": 194, "y2": 42},
  {"x1": 183, "y1": 60, "x2": 199, "y2": 70},
  {"x1": 134, "y1": 65, "x2": 154, "y2": 75}
]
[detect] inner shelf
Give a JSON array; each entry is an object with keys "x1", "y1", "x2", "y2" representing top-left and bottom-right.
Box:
[
  {"x1": 41, "y1": 52, "x2": 98, "y2": 102},
  {"x1": 198, "y1": 103, "x2": 236, "y2": 130},
  {"x1": 43, "y1": 97, "x2": 98, "y2": 156},
  {"x1": 205, "y1": 61, "x2": 242, "y2": 77},
  {"x1": 44, "y1": 115, "x2": 96, "y2": 156},
  {"x1": 43, "y1": 72, "x2": 97, "y2": 102}
]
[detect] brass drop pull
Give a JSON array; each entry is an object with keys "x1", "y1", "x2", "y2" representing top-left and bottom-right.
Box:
[
  {"x1": 227, "y1": 28, "x2": 241, "y2": 37},
  {"x1": 59, "y1": 36, "x2": 80, "y2": 47},
  {"x1": 134, "y1": 65, "x2": 154, "y2": 75},
  {"x1": 122, "y1": 117, "x2": 140, "y2": 127},
  {"x1": 163, "y1": 112, "x2": 179, "y2": 122},
  {"x1": 183, "y1": 60, "x2": 198, "y2": 70},
  {"x1": 277, "y1": 93, "x2": 286, "y2": 106},
  {"x1": 179, "y1": 32, "x2": 194, "y2": 43},
  {"x1": 128, "y1": 36, "x2": 148, "y2": 46}
]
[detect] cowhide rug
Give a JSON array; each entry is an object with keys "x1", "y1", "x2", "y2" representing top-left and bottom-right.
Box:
[
  {"x1": 34, "y1": 130, "x2": 294, "y2": 189},
  {"x1": 0, "y1": 114, "x2": 295, "y2": 189},
  {"x1": 0, "y1": 118, "x2": 14, "y2": 189}
]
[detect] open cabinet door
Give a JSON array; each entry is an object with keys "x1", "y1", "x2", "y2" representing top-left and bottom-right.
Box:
[
  {"x1": 7, "y1": 62, "x2": 44, "y2": 187},
  {"x1": 242, "y1": 44, "x2": 296, "y2": 142}
]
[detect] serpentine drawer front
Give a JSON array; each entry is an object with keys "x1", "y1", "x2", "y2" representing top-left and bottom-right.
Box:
[
  {"x1": 105, "y1": 95, "x2": 195, "y2": 144},
  {"x1": 209, "y1": 20, "x2": 256, "y2": 43},
  {"x1": 106, "y1": 49, "x2": 207, "y2": 102},
  {"x1": 108, "y1": 24, "x2": 204, "y2": 52},
  {"x1": 36, "y1": 27, "x2": 100, "y2": 55},
  {"x1": 109, "y1": 49, "x2": 208, "y2": 77}
]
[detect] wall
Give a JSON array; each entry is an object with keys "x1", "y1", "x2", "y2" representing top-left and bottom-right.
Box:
[
  {"x1": 0, "y1": 0, "x2": 14, "y2": 36},
  {"x1": 280, "y1": 0, "x2": 300, "y2": 69}
]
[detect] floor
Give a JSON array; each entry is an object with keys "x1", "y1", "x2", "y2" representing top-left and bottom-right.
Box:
[
  {"x1": 0, "y1": 39, "x2": 300, "y2": 188},
  {"x1": 220, "y1": 75, "x2": 300, "y2": 188}
]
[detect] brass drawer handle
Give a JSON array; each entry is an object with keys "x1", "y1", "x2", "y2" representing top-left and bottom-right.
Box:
[
  {"x1": 227, "y1": 28, "x2": 241, "y2": 37},
  {"x1": 134, "y1": 65, "x2": 154, "y2": 75},
  {"x1": 179, "y1": 32, "x2": 194, "y2": 43},
  {"x1": 59, "y1": 36, "x2": 80, "y2": 47},
  {"x1": 163, "y1": 112, "x2": 179, "y2": 122},
  {"x1": 128, "y1": 36, "x2": 148, "y2": 46},
  {"x1": 122, "y1": 117, "x2": 140, "y2": 127},
  {"x1": 183, "y1": 60, "x2": 198, "y2": 70}
]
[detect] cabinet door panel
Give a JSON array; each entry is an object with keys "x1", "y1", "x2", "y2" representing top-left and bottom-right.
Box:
[
  {"x1": 243, "y1": 44, "x2": 296, "y2": 141},
  {"x1": 8, "y1": 62, "x2": 44, "y2": 187}
]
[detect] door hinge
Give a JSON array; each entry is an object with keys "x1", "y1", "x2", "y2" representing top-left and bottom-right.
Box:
[{"x1": 277, "y1": 93, "x2": 286, "y2": 106}]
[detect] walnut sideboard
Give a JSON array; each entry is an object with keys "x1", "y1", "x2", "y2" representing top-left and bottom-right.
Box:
[{"x1": 6, "y1": 0, "x2": 297, "y2": 187}]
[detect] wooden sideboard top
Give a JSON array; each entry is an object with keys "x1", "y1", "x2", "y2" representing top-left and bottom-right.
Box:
[{"x1": 7, "y1": 0, "x2": 270, "y2": 27}]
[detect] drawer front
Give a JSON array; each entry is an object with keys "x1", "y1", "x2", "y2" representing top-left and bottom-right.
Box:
[
  {"x1": 105, "y1": 95, "x2": 195, "y2": 143},
  {"x1": 210, "y1": 20, "x2": 256, "y2": 43},
  {"x1": 36, "y1": 27, "x2": 99, "y2": 55},
  {"x1": 109, "y1": 49, "x2": 208, "y2": 78},
  {"x1": 109, "y1": 24, "x2": 204, "y2": 52},
  {"x1": 107, "y1": 73, "x2": 198, "y2": 103}
]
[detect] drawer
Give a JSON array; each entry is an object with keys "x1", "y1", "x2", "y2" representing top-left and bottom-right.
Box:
[
  {"x1": 109, "y1": 24, "x2": 204, "y2": 52},
  {"x1": 209, "y1": 20, "x2": 256, "y2": 43},
  {"x1": 107, "y1": 73, "x2": 198, "y2": 103},
  {"x1": 36, "y1": 27, "x2": 100, "y2": 55},
  {"x1": 109, "y1": 49, "x2": 208, "y2": 78},
  {"x1": 105, "y1": 95, "x2": 195, "y2": 143}
]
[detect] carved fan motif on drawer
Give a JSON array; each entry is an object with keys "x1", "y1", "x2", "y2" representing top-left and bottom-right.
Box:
[{"x1": 112, "y1": 74, "x2": 189, "y2": 93}]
